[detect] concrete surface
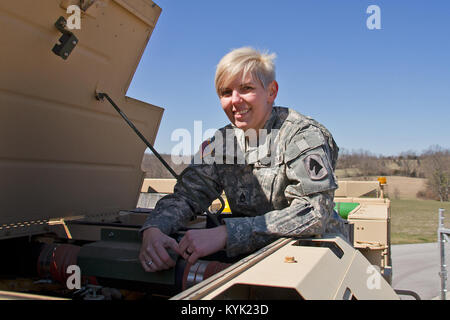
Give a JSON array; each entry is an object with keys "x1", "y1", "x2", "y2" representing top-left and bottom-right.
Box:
[{"x1": 391, "y1": 242, "x2": 449, "y2": 300}]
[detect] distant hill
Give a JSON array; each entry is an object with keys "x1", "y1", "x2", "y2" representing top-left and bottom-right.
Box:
[
  {"x1": 141, "y1": 153, "x2": 190, "y2": 178},
  {"x1": 141, "y1": 147, "x2": 449, "y2": 201}
]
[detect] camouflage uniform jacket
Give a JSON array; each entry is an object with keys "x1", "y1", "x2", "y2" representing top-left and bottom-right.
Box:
[{"x1": 140, "y1": 107, "x2": 348, "y2": 257}]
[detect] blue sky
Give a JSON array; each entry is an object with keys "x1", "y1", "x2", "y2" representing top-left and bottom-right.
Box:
[{"x1": 127, "y1": 0, "x2": 450, "y2": 156}]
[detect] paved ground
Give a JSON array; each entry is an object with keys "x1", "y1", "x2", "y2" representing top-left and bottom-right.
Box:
[{"x1": 391, "y1": 242, "x2": 449, "y2": 300}]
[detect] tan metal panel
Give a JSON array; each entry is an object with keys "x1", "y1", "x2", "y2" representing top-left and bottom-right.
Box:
[
  {"x1": 335, "y1": 181, "x2": 380, "y2": 197},
  {"x1": 141, "y1": 178, "x2": 177, "y2": 193},
  {"x1": 352, "y1": 220, "x2": 389, "y2": 247},
  {"x1": 172, "y1": 236, "x2": 399, "y2": 300},
  {"x1": 348, "y1": 201, "x2": 390, "y2": 220},
  {"x1": 0, "y1": 0, "x2": 163, "y2": 236}
]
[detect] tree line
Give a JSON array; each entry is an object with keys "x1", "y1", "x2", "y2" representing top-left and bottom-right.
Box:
[
  {"x1": 142, "y1": 145, "x2": 449, "y2": 202},
  {"x1": 336, "y1": 146, "x2": 449, "y2": 201}
]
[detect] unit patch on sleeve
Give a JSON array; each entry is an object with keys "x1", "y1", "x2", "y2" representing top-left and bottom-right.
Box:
[
  {"x1": 303, "y1": 154, "x2": 328, "y2": 180},
  {"x1": 200, "y1": 138, "x2": 214, "y2": 159}
]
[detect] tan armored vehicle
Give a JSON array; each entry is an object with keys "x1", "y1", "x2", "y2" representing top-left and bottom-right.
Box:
[{"x1": 0, "y1": 0, "x2": 404, "y2": 300}]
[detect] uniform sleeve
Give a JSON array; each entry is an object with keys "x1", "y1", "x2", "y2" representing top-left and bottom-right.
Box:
[
  {"x1": 139, "y1": 160, "x2": 223, "y2": 236},
  {"x1": 223, "y1": 127, "x2": 343, "y2": 257}
]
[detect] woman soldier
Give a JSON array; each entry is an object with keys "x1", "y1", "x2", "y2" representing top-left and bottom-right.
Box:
[{"x1": 139, "y1": 47, "x2": 348, "y2": 272}]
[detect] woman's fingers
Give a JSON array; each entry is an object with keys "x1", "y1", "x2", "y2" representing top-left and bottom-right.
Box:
[
  {"x1": 178, "y1": 235, "x2": 191, "y2": 260},
  {"x1": 139, "y1": 250, "x2": 157, "y2": 272},
  {"x1": 187, "y1": 250, "x2": 200, "y2": 265},
  {"x1": 140, "y1": 227, "x2": 181, "y2": 272},
  {"x1": 140, "y1": 226, "x2": 228, "y2": 272},
  {"x1": 179, "y1": 233, "x2": 198, "y2": 264},
  {"x1": 179, "y1": 226, "x2": 227, "y2": 264},
  {"x1": 153, "y1": 240, "x2": 176, "y2": 269}
]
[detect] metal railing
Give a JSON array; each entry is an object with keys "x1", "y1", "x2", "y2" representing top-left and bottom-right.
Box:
[{"x1": 438, "y1": 208, "x2": 449, "y2": 300}]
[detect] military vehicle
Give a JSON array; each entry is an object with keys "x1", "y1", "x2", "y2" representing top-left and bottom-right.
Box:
[{"x1": 0, "y1": 0, "x2": 415, "y2": 300}]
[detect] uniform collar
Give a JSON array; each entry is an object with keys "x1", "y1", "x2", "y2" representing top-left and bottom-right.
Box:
[{"x1": 232, "y1": 107, "x2": 279, "y2": 165}]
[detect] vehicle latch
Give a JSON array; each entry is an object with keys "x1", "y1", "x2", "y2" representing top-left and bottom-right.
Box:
[{"x1": 52, "y1": 16, "x2": 78, "y2": 60}]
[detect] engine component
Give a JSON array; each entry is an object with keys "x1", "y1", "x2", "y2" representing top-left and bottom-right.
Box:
[
  {"x1": 181, "y1": 260, "x2": 231, "y2": 291},
  {"x1": 34, "y1": 228, "x2": 231, "y2": 299}
]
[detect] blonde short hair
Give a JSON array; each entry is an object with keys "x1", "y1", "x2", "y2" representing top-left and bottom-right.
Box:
[{"x1": 215, "y1": 47, "x2": 276, "y2": 96}]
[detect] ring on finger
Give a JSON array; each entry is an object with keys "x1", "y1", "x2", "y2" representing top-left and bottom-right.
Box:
[{"x1": 147, "y1": 260, "x2": 153, "y2": 266}]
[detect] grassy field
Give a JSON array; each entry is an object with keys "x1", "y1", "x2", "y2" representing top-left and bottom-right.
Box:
[{"x1": 390, "y1": 199, "x2": 450, "y2": 244}]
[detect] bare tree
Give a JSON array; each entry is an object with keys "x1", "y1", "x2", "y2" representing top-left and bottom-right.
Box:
[
  {"x1": 141, "y1": 153, "x2": 190, "y2": 178},
  {"x1": 398, "y1": 150, "x2": 419, "y2": 177},
  {"x1": 336, "y1": 148, "x2": 381, "y2": 176},
  {"x1": 421, "y1": 145, "x2": 449, "y2": 202}
]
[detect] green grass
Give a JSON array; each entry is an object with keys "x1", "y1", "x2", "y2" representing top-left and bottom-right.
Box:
[{"x1": 390, "y1": 199, "x2": 450, "y2": 244}]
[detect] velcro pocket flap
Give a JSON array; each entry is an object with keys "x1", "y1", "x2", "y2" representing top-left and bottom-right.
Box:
[{"x1": 285, "y1": 129, "x2": 325, "y2": 164}]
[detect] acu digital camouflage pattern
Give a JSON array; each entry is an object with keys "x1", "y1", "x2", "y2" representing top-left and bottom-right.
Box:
[{"x1": 141, "y1": 107, "x2": 349, "y2": 257}]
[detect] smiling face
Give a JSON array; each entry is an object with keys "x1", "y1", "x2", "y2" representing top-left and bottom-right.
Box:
[{"x1": 219, "y1": 73, "x2": 278, "y2": 132}]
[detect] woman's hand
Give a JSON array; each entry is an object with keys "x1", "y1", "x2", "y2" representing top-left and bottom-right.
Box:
[
  {"x1": 178, "y1": 225, "x2": 227, "y2": 265},
  {"x1": 139, "y1": 227, "x2": 182, "y2": 272}
]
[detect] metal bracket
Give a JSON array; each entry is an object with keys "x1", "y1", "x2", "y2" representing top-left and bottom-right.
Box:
[
  {"x1": 394, "y1": 289, "x2": 421, "y2": 300},
  {"x1": 438, "y1": 208, "x2": 449, "y2": 300},
  {"x1": 52, "y1": 16, "x2": 79, "y2": 60},
  {"x1": 73, "y1": 284, "x2": 105, "y2": 300},
  {"x1": 80, "y1": 0, "x2": 97, "y2": 11}
]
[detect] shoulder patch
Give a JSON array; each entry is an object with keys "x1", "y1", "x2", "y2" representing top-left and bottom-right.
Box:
[
  {"x1": 303, "y1": 154, "x2": 328, "y2": 180},
  {"x1": 200, "y1": 138, "x2": 214, "y2": 159}
]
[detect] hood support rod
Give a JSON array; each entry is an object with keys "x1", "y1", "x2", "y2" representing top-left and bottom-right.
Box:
[{"x1": 95, "y1": 92, "x2": 223, "y2": 227}]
